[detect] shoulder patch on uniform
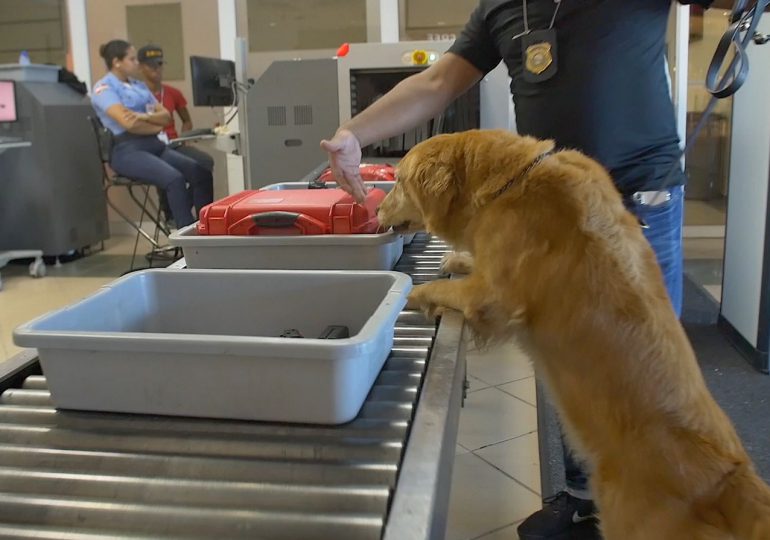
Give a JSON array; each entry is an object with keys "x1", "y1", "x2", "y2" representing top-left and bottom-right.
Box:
[{"x1": 94, "y1": 83, "x2": 109, "y2": 95}]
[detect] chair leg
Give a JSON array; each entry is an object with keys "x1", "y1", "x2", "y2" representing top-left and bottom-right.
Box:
[
  {"x1": 126, "y1": 185, "x2": 170, "y2": 238},
  {"x1": 104, "y1": 181, "x2": 182, "y2": 271},
  {"x1": 147, "y1": 195, "x2": 165, "y2": 268},
  {"x1": 149, "y1": 202, "x2": 178, "y2": 266},
  {"x1": 130, "y1": 185, "x2": 154, "y2": 271},
  {"x1": 105, "y1": 184, "x2": 161, "y2": 249}
]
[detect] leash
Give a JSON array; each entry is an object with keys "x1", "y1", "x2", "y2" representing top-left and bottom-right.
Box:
[{"x1": 647, "y1": 0, "x2": 770, "y2": 206}]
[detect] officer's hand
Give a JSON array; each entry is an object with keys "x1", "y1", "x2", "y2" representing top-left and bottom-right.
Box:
[{"x1": 320, "y1": 129, "x2": 366, "y2": 204}]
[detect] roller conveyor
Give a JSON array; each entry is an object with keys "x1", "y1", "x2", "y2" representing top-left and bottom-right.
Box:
[{"x1": 0, "y1": 233, "x2": 467, "y2": 540}]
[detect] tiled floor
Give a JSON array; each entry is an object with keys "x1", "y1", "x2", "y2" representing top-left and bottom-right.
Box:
[
  {"x1": 0, "y1": 235, "x2": 727, "y2": 540},
  {"x1": 683, "y1": 237, "x2": 724, "y2": 303},
  {"x1": 446, "y1": 340, "x2": 541, "y2": 540},
  {"x1": 0, "y1": 235, "x2": 159, "y2": 362}
]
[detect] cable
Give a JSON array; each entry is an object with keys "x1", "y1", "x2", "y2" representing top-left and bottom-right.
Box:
[
  {"x1": 220, "y1": 79, "x2": 256, "y2": 128},
  {"x1": 223, "y1": 80, "x2": 238, "y2": 118},
  {"x1": 224, "y1": 106, "x2": 239, "y2": 127}
]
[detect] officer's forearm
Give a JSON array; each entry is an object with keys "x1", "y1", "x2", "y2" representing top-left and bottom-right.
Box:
[{"x1": 143, "y1": 109, "x2": 171, "y2": 126}]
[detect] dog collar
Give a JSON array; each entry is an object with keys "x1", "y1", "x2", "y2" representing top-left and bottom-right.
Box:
[{"x1": 488, "y1": 149, "x2": 555, "y2": 202}]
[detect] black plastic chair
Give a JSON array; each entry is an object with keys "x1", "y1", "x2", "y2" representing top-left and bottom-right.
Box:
[{"x1": 88, "y1": 116, "x2": 178, "y2": 271}]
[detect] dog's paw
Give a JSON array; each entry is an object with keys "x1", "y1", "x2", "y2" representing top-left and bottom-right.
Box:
[
  {"x1": 420, "y1": 304, "x2": 446, "y2": 319},
  {"x1": 406, "y1": 286, "x2": 446, "y2": 319},
  {"x1": 405, "y1": 287, "x2": 424, "y2": 310},
  {"x1": 440, "y1": 251, "x2": 474, "y2": 275}
]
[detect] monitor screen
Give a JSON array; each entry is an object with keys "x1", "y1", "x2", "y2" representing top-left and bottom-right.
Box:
[
  {"x1": 190, "y1": 56, "x2": 236, "y2": 107},
  {"x1": 0, "y1": 81, "x2": 17, "y2": 123}
]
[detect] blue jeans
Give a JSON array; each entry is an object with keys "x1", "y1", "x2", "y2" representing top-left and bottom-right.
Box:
[
  {"x1": 111, "y1": 136, "x2": 214, "y2": 228},
  {"x1": 155, "y1": 144, "x2": 215, "y2": 223},
  {"x1": 563, "y1": 185, "x2": 684, "y2": 497}
]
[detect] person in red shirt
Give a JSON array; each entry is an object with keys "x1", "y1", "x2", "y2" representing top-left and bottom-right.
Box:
[
  {"x1": 138, "y1": 45, "x2": 214, "y2": 225},
  {"x1": 138, "y1": 45, "x2": 214, "y2": 169},
  {"x1": 149, "y1": 81, "x2": 187, "y2": 140}
]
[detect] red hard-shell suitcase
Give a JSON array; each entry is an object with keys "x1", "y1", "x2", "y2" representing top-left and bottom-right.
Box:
[
  {"x1": 316, "y1": 163, "x2": 396, "y2": 184},
  {"x1": 197, "y1": 188, "x2": 386, "y2": 236}
]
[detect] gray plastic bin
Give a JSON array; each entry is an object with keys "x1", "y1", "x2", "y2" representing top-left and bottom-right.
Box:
[
  {"x1": 170, "y1": 210, "x2": 404, "y2": 271},
  {"x1": 14, "y1": 269, "x2": 412, "y2": 424}
]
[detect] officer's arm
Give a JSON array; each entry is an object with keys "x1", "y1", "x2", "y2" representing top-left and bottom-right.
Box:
[
  {"x1": 105, "y1": 104, "x2": 163, "y2": 135},
  {"x1": 340, "y1": 52, "x2": 483, "y2": 148},
  {"x1": 143, "y1": 103, "x2": 172, "y2": 126}
]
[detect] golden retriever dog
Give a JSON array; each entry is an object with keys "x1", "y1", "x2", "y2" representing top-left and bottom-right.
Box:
[{"x1": 377, "y1": 129, "x2": 770, "y2": 540}]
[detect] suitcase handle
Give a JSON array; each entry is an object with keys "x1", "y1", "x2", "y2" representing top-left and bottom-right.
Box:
[
  {"x1": 239, "y1": 211, "x2": 328, "y2": 235},
  {"x1": 312, "y1": 163, "x2": 396, "y2": 188}
]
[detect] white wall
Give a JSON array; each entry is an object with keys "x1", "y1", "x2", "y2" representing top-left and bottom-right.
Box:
[{"x1": 721, "y1": 17, "x2": 770, "y2": 346}]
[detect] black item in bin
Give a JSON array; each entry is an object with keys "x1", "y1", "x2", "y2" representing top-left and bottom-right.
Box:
[
  {"x1": 318, "y1": 325, "x2": 350, "y2": 339},
  {"x1": 278, "y1": 326, "x2": 350, "y2": 339},
  {"x1": 308, "y1": 178, "x2": 328, "y2": 189}
]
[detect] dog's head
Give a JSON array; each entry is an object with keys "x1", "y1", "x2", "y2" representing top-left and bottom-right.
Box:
[
  {"x1": 377, "y1": 133, "x2": 459, "y2": 236},
  {"x1": 377, "y1": 130, "x2": 555, "y2": 244}
]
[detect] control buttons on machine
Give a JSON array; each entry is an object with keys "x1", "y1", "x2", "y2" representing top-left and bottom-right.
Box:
[
  {"x1": 412, "y1": 50, "x2": 427, "y2": 64},
  {"x1": 401, "y1": 49, "x2": 440, "y2": 66}
]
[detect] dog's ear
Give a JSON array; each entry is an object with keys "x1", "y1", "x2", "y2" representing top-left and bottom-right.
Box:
[
  {"x1": 414, "y1": 160, "x2": 457, "y2": 196},
  {"x1": 398, "y1": 152, "x2": 458, "y2": 201}
]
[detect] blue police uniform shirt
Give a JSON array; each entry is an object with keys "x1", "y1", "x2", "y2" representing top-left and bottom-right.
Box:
[{"x1": 91, "y1": 72, "x2": 157, "y2": 135}]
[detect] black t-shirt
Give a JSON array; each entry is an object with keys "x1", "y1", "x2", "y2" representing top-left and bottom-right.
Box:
[{"x1": 449, "y1": 0, "x2": 705, "y2": 194}]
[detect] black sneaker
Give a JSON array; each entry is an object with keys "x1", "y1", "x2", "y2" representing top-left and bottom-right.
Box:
[{"x1": 517, "y1": 491, "x2": 599, "y2": 540}]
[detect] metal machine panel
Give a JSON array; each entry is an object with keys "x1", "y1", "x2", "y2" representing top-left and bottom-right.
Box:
[
  {"x1": 337, "y1": 40, "x2": 513, "y2": 131},
  {"x1": 246, "y1": 58, "x2": 340, "y2": 188},
  {"x1": 245, "y1": 42, "x2": 514, "y2": 188},
  {"x1": 0, "y1": 69, "x2": 107, "y2": 255}
]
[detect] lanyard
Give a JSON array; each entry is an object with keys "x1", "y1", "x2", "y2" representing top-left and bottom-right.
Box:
[
  {"x1": 513, "y1": 0, "x2": 563, "y2": 41},
  {"x1": 513, "y1": 0, "x2": 564, "y2": 82}
]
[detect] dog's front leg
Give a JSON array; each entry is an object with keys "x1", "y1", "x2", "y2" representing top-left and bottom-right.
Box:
[{"x1": 406, "y1": 274, "x2": 488, "y2": 320}]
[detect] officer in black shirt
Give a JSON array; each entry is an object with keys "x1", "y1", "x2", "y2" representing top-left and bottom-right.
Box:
[{"x1": 322, "y1": 1, "x2": 718, "y2": 538}]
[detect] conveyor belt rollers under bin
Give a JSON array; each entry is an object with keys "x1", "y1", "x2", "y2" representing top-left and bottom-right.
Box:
[{"x1": 0, "y1": 233, "x2": 451, "y2": 539}]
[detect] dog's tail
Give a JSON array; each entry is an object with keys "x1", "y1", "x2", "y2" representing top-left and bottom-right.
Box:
[{"x1": 717, "y1": 464, "x2": 770, "y2": 540}]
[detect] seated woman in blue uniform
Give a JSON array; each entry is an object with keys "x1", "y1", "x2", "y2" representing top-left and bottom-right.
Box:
[{"x1": 91, "y1": 40, "x2": 213, "y2": 229}]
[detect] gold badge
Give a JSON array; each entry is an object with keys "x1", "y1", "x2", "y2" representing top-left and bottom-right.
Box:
[{"x1": 525, "y1": 42, "x2": 553, "y2": 75}]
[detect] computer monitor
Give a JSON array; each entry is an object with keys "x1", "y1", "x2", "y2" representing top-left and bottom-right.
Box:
[
  {"x1": 190, "y1": 56, "x2": 236, "y2": 107},
  {"x1": 0, "y1": 81, "x2": 17, "y2": 123}
]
